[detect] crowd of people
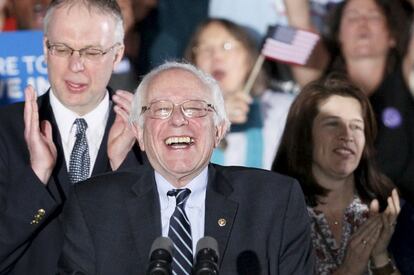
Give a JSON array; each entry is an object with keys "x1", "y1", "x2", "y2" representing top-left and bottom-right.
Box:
[{"x1": 1, "y1": 0, "x2": 413, "y2": 274}]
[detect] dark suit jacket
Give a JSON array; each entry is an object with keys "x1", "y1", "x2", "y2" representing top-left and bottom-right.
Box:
[
  {"x1": 59, "y1": 164, "x2": 314, "y2": 274},
  {"x1": 0, "y1": 90, "x2": 144, "y2": 275}
]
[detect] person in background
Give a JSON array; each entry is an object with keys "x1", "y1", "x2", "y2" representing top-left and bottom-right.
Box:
[
  {"x1": 272, "y1": 75, "x2": 400, "y2": 275},
  {"x1": 58, "y1": 61, "x2": 313, "y2": 274},
  {"x1": 284, "y1": 0, "x2": 414, "y2": 205},
  {"x1": 9, "y1": 0, "x2": 51, "y2": 30},
  {"x1": 108, "y1": 0, "x2": 139, "y2": 92},
  {"x1": 0, "y1": 0, "x2": 143, "y2": 274},
  {"x1": 185, "y1": 18, "x2": 294, "y2": 169},
  {"x1": 0, "y1": 0, "x2": 16, "y2": 31}
]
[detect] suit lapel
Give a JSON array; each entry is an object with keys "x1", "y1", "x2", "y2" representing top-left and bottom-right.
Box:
[
  {"x1": 204, "y1": 165, "x2": 238, "y2": 268},
  {"x1": 126, "y1": 166, "x2": 162, "y2": 266},
  {"x1": 91, "y1": 98, "x2": 115, "y2": 175}
]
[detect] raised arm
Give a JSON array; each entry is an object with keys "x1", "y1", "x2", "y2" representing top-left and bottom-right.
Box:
[{"x1": 283, "y1": 0, "x2": 329, "y2": 87}]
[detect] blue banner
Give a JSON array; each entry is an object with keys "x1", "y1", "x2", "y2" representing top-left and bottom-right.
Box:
[{"x1": 0, "y1": 31, "x2": 49, "y2": 105}]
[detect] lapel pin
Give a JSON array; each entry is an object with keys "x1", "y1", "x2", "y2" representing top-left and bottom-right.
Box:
[{"x1": 218, "y1": 218, "x2": 226, "y2": 227}]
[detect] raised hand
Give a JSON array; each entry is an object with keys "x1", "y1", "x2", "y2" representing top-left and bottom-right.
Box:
[
  {"x1": 108, "y1": 90, "x2": 136, "y2": 170},
  {"x1": 370, "y1": 189, "x2": 401, "y2": 267},
  {"x1": 23, "y1": 86, "x2": 57, "y2": 185},
  {"x1": 334, "y1": 216, "x2": 383, "y2": 275},
  {"x1": 224, "y1": 92, "x2": 252, "y2": 124}
]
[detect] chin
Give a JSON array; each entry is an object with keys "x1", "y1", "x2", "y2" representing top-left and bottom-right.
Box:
[{"x1": 165, "y1": 162, "x2": 197, "y2": 174}]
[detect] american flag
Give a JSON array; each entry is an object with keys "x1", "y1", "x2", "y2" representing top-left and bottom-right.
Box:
[{"x1": 261, "y1": 25, "x2": 320, "y2": 66}]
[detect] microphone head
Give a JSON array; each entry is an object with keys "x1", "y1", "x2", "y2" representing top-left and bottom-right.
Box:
[
  {"x1": 196, "y1": 236, "x2": 219, "y2": 260},
  {"x1": 147, "y1": 237, "x2": 173, "y2": 275},
  {"x1": 194, "y1": 236, "x2": 220, "y2": 275},
  {"x1": 149, "y1": 236, "x2": 173, "y2": 260}
]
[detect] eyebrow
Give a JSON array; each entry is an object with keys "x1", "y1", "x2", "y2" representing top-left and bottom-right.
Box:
[
  {"x1": 50, "y1": 41, "x2": 104, "y2": 49},
  {"x1": 319, "y1": 115, "x2": 364, "y2": 123}
]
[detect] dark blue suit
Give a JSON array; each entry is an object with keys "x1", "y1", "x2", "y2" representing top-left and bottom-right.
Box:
[
  {"x1": 59, "y1": 164, "x2": 314, "y2": 274},
  {"x1": 0, "y1": 90, "x2": 144, "y2": 275}
]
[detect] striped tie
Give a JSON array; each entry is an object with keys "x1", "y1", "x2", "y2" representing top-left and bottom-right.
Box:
[
  {"x1": 68, "y1": 118, "x2": 90, "y2": 184},
  {"x1": 167, "y1": 188, "x2": 193, "y2": 275}
]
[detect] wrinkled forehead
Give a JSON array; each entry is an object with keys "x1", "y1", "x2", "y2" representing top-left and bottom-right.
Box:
[{"x1": 144, "y1": 69, "x2": 212, "y2": 103}]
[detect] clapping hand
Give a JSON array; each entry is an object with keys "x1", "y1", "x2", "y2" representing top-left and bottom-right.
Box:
[
  {"x1": 334, "y1": 215, "x2": 383, "y2": 275},
  {"x1": 108, "y1": 90, "x2": 136, "y2": 170},
  {"x1": 24, "y1": 86, "x2": 57, "y2": 185},
  {"x1": 370, "y1": 189, "x2": 400, "y2": 267}
]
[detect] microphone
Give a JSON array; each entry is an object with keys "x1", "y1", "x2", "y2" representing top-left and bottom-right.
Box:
[
  {"x1": 192, "y1": 236, "x2": 220, "y2": 275},
  {"x1": 146, "y1": 236, "x2": 173, "y2": 275}
]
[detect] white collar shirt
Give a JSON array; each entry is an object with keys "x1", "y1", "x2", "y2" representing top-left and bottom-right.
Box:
[
  {"x1": 49, "y1": 89, "x2": 110, "y2": 175},
  {"x1": 155, "y1": 167, "x2": 208, "y2": 255}
]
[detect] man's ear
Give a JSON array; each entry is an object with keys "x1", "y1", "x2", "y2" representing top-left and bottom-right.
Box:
[
  {"x1": 131, "y1": 122, "x2": 145, "y2": 151},
  {"x1": 43, "y1": 37, "x2": 48, "y2": 64},
  {"x1": 214, "y1": 122, "x2": 228, "y2": 148},
  {"x1": 112, "y1": 44, "x2": 125, "y2": 70}
]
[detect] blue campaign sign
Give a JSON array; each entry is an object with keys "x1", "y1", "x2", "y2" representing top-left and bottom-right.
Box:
[{"x1": 0, "y1": 30, "x2": 49, "y2": 105}]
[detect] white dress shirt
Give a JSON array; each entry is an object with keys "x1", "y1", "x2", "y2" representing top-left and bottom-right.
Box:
[
  {"x1": 155, "y1": 167, "x2": 208, "y2": 255},
  {"x1": 49, "y1": 89, "x2": 110, "y2": 175}
]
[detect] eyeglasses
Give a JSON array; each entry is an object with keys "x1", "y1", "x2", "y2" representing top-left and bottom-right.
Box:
[
  {"x1": 141, "y1": 100, "x2": 215, "y2": 119},
  {"x1": 193, "y1": 41, "x2": 240, "y2": 58},
  {"x1": 46, "y1": 40, "x2": 120, "y2": 61}
]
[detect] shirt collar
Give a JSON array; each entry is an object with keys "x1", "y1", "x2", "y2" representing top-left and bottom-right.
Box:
[
  {"x1": 49, "y1": 89, "x2": 110, "y2": 140},
  {"x1": 156, "y1": 167, "x2": 208, "y2": 211}
]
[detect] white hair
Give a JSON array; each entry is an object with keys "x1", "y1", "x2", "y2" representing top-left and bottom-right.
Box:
[{"x1": 130, "y1": 61, "x2": 231, "y2": 131}]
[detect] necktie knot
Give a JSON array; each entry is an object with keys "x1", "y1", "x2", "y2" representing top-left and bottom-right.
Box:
[
  {"x1": 168, "y1": 188, "x2": 191, "y2": 206},
  {"x1": 74, "y1": 118, "x2": 88, "y2": 136}
]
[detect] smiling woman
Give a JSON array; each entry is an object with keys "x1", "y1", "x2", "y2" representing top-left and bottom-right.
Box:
[{"x1": 272, "y1": 73, "x2": 400, "y2": 275}]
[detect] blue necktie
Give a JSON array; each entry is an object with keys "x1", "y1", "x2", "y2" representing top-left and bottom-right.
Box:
[
  {"x1": 168, "y1": 188, "x2": 193, "y2": 275},
  {"x1": 69, "y1": 118, "x2": 90, "y2": 184}
]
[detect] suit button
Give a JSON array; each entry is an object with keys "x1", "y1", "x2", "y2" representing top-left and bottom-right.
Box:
[
  {"x1": 30, "y1": 209, "x2": 46, "y2": 225},
  {"x1": 37, "y1": 209, "x2": 46, "y2": 216}
]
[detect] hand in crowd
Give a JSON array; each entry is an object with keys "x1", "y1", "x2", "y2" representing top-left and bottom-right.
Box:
[
  {"x1": 224, "y1": 92, "x2": 252, "y2": 124},
  {"x1": 334, "y1": 189, "x2": 401, "y2": 275},
  {"x1": 24, "y1": 85, "x2": 57, "y2": 185},
  {"x1": 370, "y1": 189, "x2": 400, "y2": 268},
  {"x1": 108, "y1": 90, "x2": 136, "y2": 170},
  {"x1": 334, "y1": 215, "x2": 383, "y2": 275}
]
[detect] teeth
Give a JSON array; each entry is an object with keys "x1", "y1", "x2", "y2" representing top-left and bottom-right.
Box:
[{"x1": 165, "y1": 137, "x2": 193, "y2": 145}]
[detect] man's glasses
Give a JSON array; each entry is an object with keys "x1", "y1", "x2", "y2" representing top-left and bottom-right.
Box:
[
  {"x1": 141, "y1": 100, "x2": 215, "y2": 119},
  {"x1": 46, "y1": 40, "x2": 120, "y2": 61}
]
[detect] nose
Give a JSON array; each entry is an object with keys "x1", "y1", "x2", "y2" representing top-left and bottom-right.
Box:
[
  {"x1": 338, "y1": 124, "x2": 354, "y2": 142},
  {"x1": 356, "y1": 15, "x2": 371, "y2": 27},
  {"x1": 169, "y1": 105, "x2": 189, "y2": 126},
  {"x1": 68, "y1": 52, "x2": 85, "y2": 72},
  {"x1": 210, "y1": 47, "x2": 227, "y2": 60}
]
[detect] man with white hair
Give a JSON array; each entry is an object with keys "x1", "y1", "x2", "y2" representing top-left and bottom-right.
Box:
[{"x1": 59, "y1": 61, "x2": 313, "y2": 274}]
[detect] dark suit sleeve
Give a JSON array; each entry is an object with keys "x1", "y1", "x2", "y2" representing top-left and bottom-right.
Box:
[
  {"x1": 58, "y1": 188, "x2": 95, "y2": 274},
  {"x1": 0, "y1": 135, "x2": 60, "y2": 273},
  {"x1": 272, "y1": 179, "x2": 314, "y2": 274}
]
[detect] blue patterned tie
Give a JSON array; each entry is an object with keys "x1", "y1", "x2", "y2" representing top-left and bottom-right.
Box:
[
  {"x1": 167, "y1": 188, "x2": 193, "y2": 275},
  {"x1": 69, "y1": 118, "x2": 90, "y2": 184}
]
